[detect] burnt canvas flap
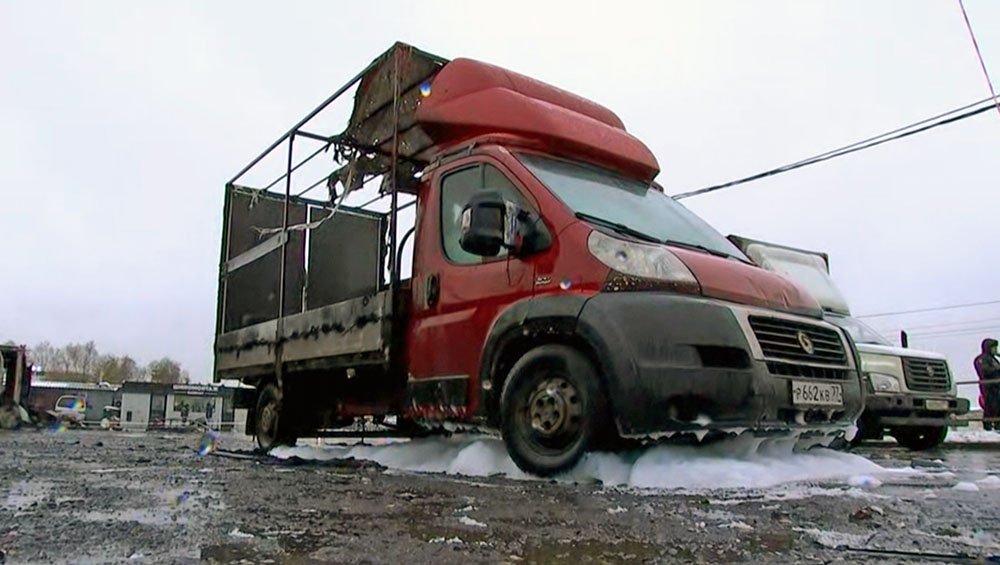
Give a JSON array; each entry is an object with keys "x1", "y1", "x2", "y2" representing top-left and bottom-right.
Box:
[{"x1": 332, "y1": 43, "x2": 445, "y2": 189}]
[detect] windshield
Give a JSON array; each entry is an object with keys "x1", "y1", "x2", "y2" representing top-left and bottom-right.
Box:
[
  {"x1": 518, "y1": 154, "x2": 748, "y2": 261},
  {"x1": 826, "y1": 314, "x2": 891, "y2": 346}
]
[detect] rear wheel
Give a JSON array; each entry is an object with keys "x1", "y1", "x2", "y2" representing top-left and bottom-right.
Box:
[
  {"x1": 500, "y1": 345, "x2": 610, "y2": 477},
  {"x1": 893, "y1": 426, "x2": 947, "y2": 451},
  {"x1": 255, "y1": 383, "x2": 297, "y2": 450},
  {"x1": 850, "y1": 415, "x2": 884, "y2": 447}
]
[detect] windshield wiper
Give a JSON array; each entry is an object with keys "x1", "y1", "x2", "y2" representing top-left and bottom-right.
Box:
[
  {"x1": 661, "y1": 239, "x2": 742, "y2": 261},
  {"x1": 575, "y1": 212, "x2": 749, "y2": 262},
  {"x1": 575, "y1": 212, "x2": 663, "y2": 244}
]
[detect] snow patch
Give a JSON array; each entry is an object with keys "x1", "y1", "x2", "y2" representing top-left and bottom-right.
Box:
[
  {"x1": 272, "y1": 433, "x2": 884, "y2": 493},
  {"x1": 847, "y1": 475, "x2": 882, "y2": 489},
  {"x1": 228, "y1": 527, "x2": 254, "y2": 539},
  {"x1": 457, "y1": 516, "x2": 486, "y2": 528},
  {"x1": 977, "y1": 475, "x2": 1000, "y2": 488},
  {"x1": 763, "y1": 485, "x2": 885, "y2": 503},
  {"x1": 719, "y1": 520, "x2": 754, "y2": 531},
  {"x1": 429, "y1": 537, "x2": 464, "y2": 544},
  {"x1": 946, "y1": 430, "x2": 1000, "y2": 444},
  {"x1": 794, "y1": 527, "x2": 871, "y2": 549},
  {"x1": 607, "y1": 506, "x2": 628, "y2": 514},
  {"x1": 953, "y1": 482, "x2": 981, "y2": 492}
]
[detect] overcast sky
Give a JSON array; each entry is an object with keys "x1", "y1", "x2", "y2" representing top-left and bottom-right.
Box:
[{"x1": 2, "y1": 1, "x2": 998, "y2": 398}]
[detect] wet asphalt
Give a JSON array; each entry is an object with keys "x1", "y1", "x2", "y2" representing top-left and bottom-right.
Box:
[{"x1": 1, "y1": 430, "x2": 999, "y2": 564}]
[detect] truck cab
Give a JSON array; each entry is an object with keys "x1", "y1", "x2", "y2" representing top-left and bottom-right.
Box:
[
  {"x1": 215, "y1": 43, "x2": 865, "y2": 476},
  {"x1": 729, "y1": 236, "x2": 970, "y2": 450}
]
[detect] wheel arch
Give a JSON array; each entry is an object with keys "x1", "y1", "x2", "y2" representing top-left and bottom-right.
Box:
[{"x1": 478, "y1": 294, "x2": 620, "y2": 428}]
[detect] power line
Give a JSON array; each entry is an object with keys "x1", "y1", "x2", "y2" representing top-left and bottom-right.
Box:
[
  {"x1": 909, "y1": 323, "x2": 1000, "y2": 336},
  {"x1": 908, "y1": 325, "x2": 1000, "y2": 339},
  {"x1": 672, "y1": 95, "x2": 998, "y2": 200},
  {"x1": 958, "y1": 0, "x2": 1000, "y2": 119},
  {"x1": 875, "y1": 316, "x2": 1000, "y2": 333},
  {"x1": 857, "y1": 299, "x2": 1000, "y2": 319}
]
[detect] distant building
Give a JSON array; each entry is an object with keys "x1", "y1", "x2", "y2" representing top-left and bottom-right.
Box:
[
  {"x1": 28, "y1": 380, "x2": 119, "y2": 423},
  {"x1": 119, "y1": 382, "x2": 247, "y2": 431}
]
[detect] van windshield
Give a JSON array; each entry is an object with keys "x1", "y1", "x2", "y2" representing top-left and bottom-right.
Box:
[
  {"x1": 826, "y1": 314, "x2": 892, "y2": 346},
  {"x1": 518, "y1": 154, "x2": 748, "y2": 261}
]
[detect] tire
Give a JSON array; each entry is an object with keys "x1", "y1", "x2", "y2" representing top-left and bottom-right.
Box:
[
  {"x1": 893, "y1": 426, "x2": 947, "y2": 451},
  {"x1": 850, "y1": 415, "x2": 884, "y2": 448},
  {"x1": 500, "y1": 344, "x2": 611, "y2": 477},
  {"x1": 255, "y1": 383, "x2": 297, "y2": 450}
]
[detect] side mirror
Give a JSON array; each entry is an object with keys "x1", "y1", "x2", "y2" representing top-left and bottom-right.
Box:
[{"x1": 459, "y1": 191, "x2": 518, "y2": 257}]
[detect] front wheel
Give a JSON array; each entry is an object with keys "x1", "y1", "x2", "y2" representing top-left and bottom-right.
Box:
[
  {"x1": 500, "y1": 345, "x2": 610, "y2": 477},
  {"x1": 255, "y1": 383, "x2": 297, "y2": 450},
  {"x1": 893, "y1": 426, "x2": 947, "y2": 451}
]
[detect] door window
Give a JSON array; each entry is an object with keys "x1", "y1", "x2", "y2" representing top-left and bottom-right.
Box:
[{"x1": 439, "y1": 163, "x2": 530, "y2": 265}]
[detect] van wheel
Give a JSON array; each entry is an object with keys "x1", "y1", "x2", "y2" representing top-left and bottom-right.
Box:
[
  {"x1": 850, "y1": 416, "x2": 884, "y2": 447},
  {"x1": 255, "y1": 383, "x2": 296, "y2": 450},
  {"x1": 893, "y1": 426, "x2": 947, "y2": 451},
  {"x1": 500, "y1": 345, "x2": 609, "y2": 477}
]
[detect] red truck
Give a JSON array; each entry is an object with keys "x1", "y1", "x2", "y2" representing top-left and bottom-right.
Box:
[{"x1": 215, "y1": 43, "x2": 865, "y2": 475}]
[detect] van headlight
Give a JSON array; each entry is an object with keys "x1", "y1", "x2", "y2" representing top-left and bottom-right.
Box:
[
  {"x1": 588, "y1": 230, "x2": 700, "y2": 294},
  {"x1": 868, "y1": 372, "x2": 901, "y2": 393}
]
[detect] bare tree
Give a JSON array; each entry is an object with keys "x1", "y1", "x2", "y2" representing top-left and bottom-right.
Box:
[
  {"x1": 63, "y1": 341, "x2": 99, "y2": 377},
  {"x1": 119, "y1": 356, "x2": 141, "y2": 382},
  {"x1": 29, "y1": 341, "x2": 66, "y2": 372},
  {"x1": 148, "y1": 358, "x2": 188, "y2": 384},
  {"x1": 96, "y1": 354, "x2": 142, "y2": 384},
  {"x1": 28, "y1": 341, "x2": 187, "y2": 385}
]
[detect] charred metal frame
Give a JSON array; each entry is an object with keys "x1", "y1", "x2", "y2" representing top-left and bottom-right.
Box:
[{"x1": 214, "y1": 43, "x2": 448, "y2": 378}]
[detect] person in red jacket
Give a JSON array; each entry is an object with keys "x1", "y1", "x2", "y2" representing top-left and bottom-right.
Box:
[{"x1": 975, "y1": 338, "x2": 1000, "y2": 431}]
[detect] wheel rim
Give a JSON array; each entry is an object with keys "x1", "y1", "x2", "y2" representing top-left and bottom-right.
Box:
[
  {"x1": 520, "y1": 375, "x2": 583, "y2": 450},
  {"x1": 258, "y1": 401, "x2": 278, "y2": 447}
]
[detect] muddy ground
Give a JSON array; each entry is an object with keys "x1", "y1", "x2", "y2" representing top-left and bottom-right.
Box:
[{"x1": 1, "y1": 430, "x2": 1000, "y2": 564}]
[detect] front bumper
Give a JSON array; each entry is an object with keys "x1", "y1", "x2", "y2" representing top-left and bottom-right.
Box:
[
  {"x1": 863, "y1": 393, "x2": 971, "y2": 428},
  {"x1": 577, "y1": 293, "x2": 865, "y2": 438}
]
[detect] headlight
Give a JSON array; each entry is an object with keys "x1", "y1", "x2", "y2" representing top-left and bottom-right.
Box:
[
  {"x1": 868, "y1": 372, "x2": 901, "y2": 393},
  {"x1": 587, "y1": 230, "x2": 700, "y2": 293}
]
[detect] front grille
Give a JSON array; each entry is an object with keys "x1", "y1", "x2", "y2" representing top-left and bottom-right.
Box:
[
  {"x1": 902, "y1": 358, "x2": 951, "y2": 392},
  {"x1": 767, "y1": 361, "x2": 849, "y2": 381},
  {"x1": 749, "y1": 316, "x2": 848, "y2": 366}
]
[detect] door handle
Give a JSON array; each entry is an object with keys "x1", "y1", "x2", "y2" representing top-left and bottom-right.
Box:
[{"x1": 426, "y1": 273, "x2": 440, "y2": 307}]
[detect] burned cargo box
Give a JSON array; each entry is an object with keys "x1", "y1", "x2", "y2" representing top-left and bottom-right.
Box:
[{"x1": 215, "y1": 186, "x2": 389, "y2": 378}]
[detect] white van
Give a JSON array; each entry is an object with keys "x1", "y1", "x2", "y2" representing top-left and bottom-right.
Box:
[{"x1": 729, "y1": 236, "x2": 970, "y2": 450}]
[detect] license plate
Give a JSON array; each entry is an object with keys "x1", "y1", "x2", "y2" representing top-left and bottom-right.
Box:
[
  {"x1": 925, "y1": 399, "x2": 949, "y2": 411},
  {"x1": 791, "y1": 381, "x2": 843, "y2": 406}
]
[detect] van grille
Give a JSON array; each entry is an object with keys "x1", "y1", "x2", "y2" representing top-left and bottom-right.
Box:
[
  {"x1": 766, "y1": 361, "x2": 849, "y2": 381},
  {"x1": 902, "y1": 358, "x2": 950, "y2": 392},
  {"x1": 749, "y1": 316, "x2": 848, "y2": 367}
]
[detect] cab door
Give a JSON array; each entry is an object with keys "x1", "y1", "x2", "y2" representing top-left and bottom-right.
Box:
[{"x1": 406, "y1": 157, "x2": 541, "y2": 417}]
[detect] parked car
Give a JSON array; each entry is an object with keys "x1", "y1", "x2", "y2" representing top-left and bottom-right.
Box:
[
  {"x1": 728, "y1": 236, "x2": 970, "y2": 450},
  {"x1": 51, "y1": 394, "x2": 87, "y2": 427}
]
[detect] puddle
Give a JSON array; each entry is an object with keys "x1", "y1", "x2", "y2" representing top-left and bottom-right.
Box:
[
  {"x1": 200, "y1": 543, "x2": 262, "y2": 562},
  {"x1": 3, "y1": 480, "x2": 54, "y2": 511},
  {"x1": 523, "y1": 538, "x2": 662, "y2": 564},
  {"x1": 76, "y1": 508, "x2": 190, "y2": 526}
]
